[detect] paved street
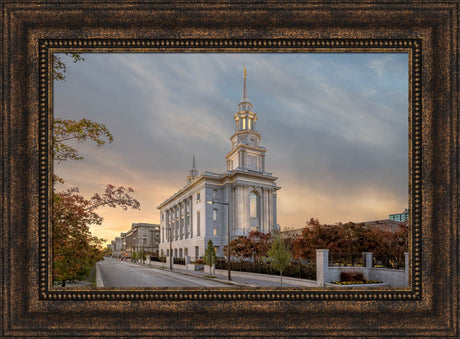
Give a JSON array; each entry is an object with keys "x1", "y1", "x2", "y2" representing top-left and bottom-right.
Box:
[
  {"x1": 97, "y1": 257, "x2": 317, "y2": 288},
  {"x1": 97, "y1": 257, "x2": 231, "y2": 287}
]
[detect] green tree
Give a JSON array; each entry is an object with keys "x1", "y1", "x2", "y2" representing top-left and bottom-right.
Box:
[
  {"x1": 159, "y1": 250, "x2": 166, "y2": 264},
  {"x1": 266, "y1": 234, "x2": 292, "y2": 287},
  {"x1": 132, "y1": 250, "x2": 137, "y2": 261},
  {"x1": 52, "y1": 54, "x2": 140, "y2": 286},
  {"x1": 204, "y1": 240, "x2": 218, "y2": 274},
  {"x1": 53, "y1": 189, "x2": 105, "y2": 286},
  {"x1": 102, "y1": 246, "x2": 112, "y2": 256},
  {"x1": 53, "y1": 185, "x2": 140, "y2": 286},
  {"x1": 53, "y1": 117, "x2": 113, "y2": 165},
  {"x1": 52, "y1": 53, "x2": 85, "y2": 81},
  {"x1": 138, "y1": 248, "x2": 145, "y2": 263}
]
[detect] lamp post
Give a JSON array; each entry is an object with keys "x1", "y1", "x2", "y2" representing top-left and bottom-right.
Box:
[
  {"x1": 207, "y1": 200, "x2": 231, "y2": 281},
  {"x1": 141, "y1": 245, "x2": 145, "y2": 265},
  {"x1": 163, "y1": 226, "x2": 173, "y2": 270},
  {"x1": 168, "y1": 226, "x2": 173, "y2": 270}
]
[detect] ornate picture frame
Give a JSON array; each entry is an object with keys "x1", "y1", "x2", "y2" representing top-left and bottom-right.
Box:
[{"x1": 1, "y1": 1, "x2": 458, "y2": 337}]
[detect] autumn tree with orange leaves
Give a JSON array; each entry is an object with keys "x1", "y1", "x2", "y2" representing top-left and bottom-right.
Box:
[
  {"x1": 223, "y1": 230, "x2": 272, "y2": 262},
  {"x1": 291, "y1": 218, "x2": 408, "y2": 268},
  {"x1": 53, "y1": 54, "x2": 140, "y2": 286}
]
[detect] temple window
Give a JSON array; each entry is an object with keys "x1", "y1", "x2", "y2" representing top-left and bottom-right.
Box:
[{"x1": 250, "y1": 192, "x2": 258, "y2": 218}]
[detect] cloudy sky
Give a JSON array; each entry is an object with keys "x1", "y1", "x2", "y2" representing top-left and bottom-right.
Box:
[{"x1": 53, "y1": 53, "x2": 408, "y2": 245}]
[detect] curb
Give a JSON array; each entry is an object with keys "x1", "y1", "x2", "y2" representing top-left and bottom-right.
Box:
[
  {"x1": 118, "y1": 260, "x2": 315, "y2": 288},
  {"x1": 128, "y1": 261, "x2": 256, "y2": 287},
  {"x1": 172, "y1": 270, "x2": 258, "y2": 287},
  {"x1": 96, "y1": 262, "x2": 104, "y2": 287},
  {"x1": 154, "y1": 266, "x2": 256, "y2": 287}
]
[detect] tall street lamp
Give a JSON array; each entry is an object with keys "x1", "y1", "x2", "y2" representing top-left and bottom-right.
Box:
[
  {"x1": 141, "y1": 245, "x2": 145, "y2": 265},
  {"x1": 163, "y1": 226, "x2": 173, "y2": 270},
  {"x1": 133, "y1": 236, "x2": 137, "y2": 263},
  {"x1": 207, "y1": 200, "x2": 231, "y2": 281}
]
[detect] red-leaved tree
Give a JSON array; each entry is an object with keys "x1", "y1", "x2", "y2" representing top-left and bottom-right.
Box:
[
  {"x1": 223, "y1": 231, "x2": 272, "y2": 262},
  {"x1": 53, "y1": 186, "x2": 140, "y2": 286},
  {"x1": 291, "y1": 218, "x2": 408, "y2": 267},
  {"x1": 52, "y1": 54, "x2": 140, "y2": 286}
]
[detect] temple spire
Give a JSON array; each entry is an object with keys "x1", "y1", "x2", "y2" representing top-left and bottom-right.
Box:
[
  {"x1": 238, "y1": 67, "x2": 253, "y2": 111},
  {"x1": 241, "y1": 67, "x2": 249, "y2": 102},
  {"x1": 227, "y1": 69, "x2": 263, "y2": 173},
  {"x1": 187, "y1": 155, "x2": 198, "y2": 184}
]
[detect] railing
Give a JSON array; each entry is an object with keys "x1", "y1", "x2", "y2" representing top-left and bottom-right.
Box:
[
  {"x1": 328, "y1": 253, "x2": 406, "y2": 269},
  {"x1": 328, "y1": 253, "x2": 364, "y2": 267},
  {"x1": 372, "y1": 255, "x2": 406, "y2": 269},
  {"x1": 173, "y1": 257, "x2": 185, "y2": 265}
]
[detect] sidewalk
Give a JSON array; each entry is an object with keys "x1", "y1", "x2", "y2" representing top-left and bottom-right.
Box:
[{"x1": 120, "y1": 259, "x2": 317, "y2": 288}]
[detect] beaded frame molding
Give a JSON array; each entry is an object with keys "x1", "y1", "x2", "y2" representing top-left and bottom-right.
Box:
[{"x1": 2, "y1": 1, "x2": 458, "y2": 337}]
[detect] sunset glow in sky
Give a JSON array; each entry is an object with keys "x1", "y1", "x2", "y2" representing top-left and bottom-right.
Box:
[{"x1": 53, "y1": 53, "x2": 408, "y2": 245}]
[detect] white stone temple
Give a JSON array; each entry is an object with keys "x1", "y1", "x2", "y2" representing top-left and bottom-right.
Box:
[{"x1": 158, "y1": 69, "x2": 280, "y2": 260}]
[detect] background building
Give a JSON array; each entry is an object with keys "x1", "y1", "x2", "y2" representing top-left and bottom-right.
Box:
[
  {"x1": 125, "y1": 223, "x2": 161, "y2": 258},
  {"x1": 389, "y1": 208, "x2": 409, "y2": 222},
  {"x1": 158, "y1": 69, "x2": 280, "y2": 260},
  {"x1": 120, "y1": 232, "x2": 127, "y2": 257},
  {"x1": 111, "y1": 237, "x2": 123, "y2": 257}
]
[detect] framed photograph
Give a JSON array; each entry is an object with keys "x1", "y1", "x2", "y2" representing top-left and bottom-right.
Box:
[
  {"x1": 2, "y1": 1, "x2": 458, "y2": 337},
  {"x1": 53, "y1": 52, "x2": 410, "y2": 290}
]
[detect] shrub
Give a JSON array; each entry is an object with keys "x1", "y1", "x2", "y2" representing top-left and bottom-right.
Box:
[{"x1": 340, "y1": 270, "x2": 365, "y2": 282}]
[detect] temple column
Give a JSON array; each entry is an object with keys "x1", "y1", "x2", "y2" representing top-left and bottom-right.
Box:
[{"x1": 190, "y1": 196, "x2": 193, "y2": 239}]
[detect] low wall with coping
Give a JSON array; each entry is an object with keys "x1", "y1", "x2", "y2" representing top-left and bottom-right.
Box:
[
  {"x1": 185, "y1": 256, "x2": 204, "y2": 271},
  {"x1": 369, "y1": 268, "x2": 407, "y2": 287},
  {"x1": 316, "y1": 249, "x2": 408, "y2": 287},
  {"x1": 326, "y1": 266, "x2": 369, "y2": 282}
]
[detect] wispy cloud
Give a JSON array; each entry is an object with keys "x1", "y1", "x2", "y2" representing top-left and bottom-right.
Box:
[{"x1": 54, "y1": 52, "x2": 408, "y2": 243}]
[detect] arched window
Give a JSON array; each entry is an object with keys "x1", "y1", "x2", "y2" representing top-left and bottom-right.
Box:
[{"x1": 250, "y1": 192, "x2": 258, "y2": 218}]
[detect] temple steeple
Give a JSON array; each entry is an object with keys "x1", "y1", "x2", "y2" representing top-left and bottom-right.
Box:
[
  {"x1": 238, "y1": 67, "x2": 253, "y2": 112},
  {"x1": 226, "y1": 68, "x2": 266, "y2": 173},
  {"x1": 186, "y1": 155, "x2": 199, "y2": 184}
]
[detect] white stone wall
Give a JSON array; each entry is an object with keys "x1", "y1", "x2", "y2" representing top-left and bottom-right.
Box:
[
  {"x1": 369, "y1": 268, "x2": 407, "y2": 287},
  {"x1": 159, "y1": 184, "x2": 206, "y2": 258},
  {"x1": 316, "y1": 249, "x2": 409, "y2": 287},
  {"x1": 194, "y1": 188, "x2": 205, "y2": 237},
  {"x1": 159, "y1": 235, "x2": 228, "y2": 260},
  {"x1": 319, "y1": 266, "x2": 407, "y2": 287},
  {"x1": 159, "y1": 184, "x2": 232, "y2": 260},
  {"x1": 158, "y1": 175, "x2": 279, "y2": 260},
  {"x1": 327, "y1": 266, "x2": 370, "y2": 282}
]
